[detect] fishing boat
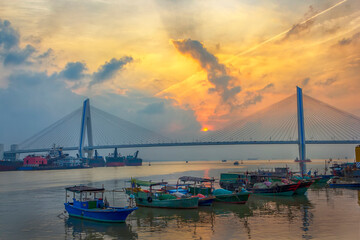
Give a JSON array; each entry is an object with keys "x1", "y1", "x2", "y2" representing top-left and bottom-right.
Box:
[
  {"x1": 176, "y1": 176, "x2": 216, "y2": 206},
  {"x1": 315, "y1": 175, "x2": 334, "y2": 184},
  {"x1": 106, "y1": 148, "x2": 125, "y2": 167},
  {"x1": 220, "y1": 172, "x2": 301, "y2": 196},
  {"x1": 328, "y1": 177, "x2": 360, "y2": 188},
  {"x1": 293, "y1": 180, "x2": 313, "y2": 195},
  {"x1": 64, "y1": 185, "x2": 138, "y2": 223},
  {"x1": 213, "y1": 188, "x2": 251, "y2": 204},
  {"x1": 264, "y1": 175, "x2": 313, "y2": 195},
  {"x1": 312, "y1": 159, "x2": 335, "y2": 183},
  {"x1": 248, "y1": 181, "x2": 301, "y2": 196},
  {"x1": 125, "y1": 179, "x2": 199, "y2": 209},
  {"x1": 175, "y1": 176, "x2": 251, "y2": 205}
]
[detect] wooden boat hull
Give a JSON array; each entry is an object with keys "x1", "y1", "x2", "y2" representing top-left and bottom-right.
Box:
[
  {"x1": 214, "y1": 192, "x2": 251, "y2": 204},
  {"x1": 135, "y1": 197, "x2": 199, "y2": 209},
  {"x1": 312, "y1": 177, "x2": 322, "y2": 184},
  {"x1": 294, "y1": 181, "x2": 313, "y2": 195},
  {"x1": 249, "y1": 183, "x2": 300, "y2": 196},
  {"x1": 64, "y1": 203, "x2": 137, "y2": 223},
  {"x1": 198, "y1": 196, "x2": 215, "y2": 206},
  {"x1": 329, "y1": 183, "x2": 360, "y2": 188},
  {"x1": 316, "y1": 175, "x2": 333, "y2": 183}
]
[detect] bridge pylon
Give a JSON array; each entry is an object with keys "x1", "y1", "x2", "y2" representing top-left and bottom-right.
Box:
[
  {"x1": 79, "y1": 99, "x2": 93, "y2": 158},
  {"x1": 297, "y1": 86, "x2": 307, "y2": 176}
]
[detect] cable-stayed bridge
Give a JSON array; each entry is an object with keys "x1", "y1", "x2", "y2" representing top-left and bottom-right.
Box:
[{"x1": 2, "y1": 87, "x2": 360, "y2": 175}]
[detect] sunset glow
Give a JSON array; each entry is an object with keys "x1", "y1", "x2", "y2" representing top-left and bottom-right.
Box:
[{"x1": 0, "y1": 0, "x2": 359, "y2": 142}]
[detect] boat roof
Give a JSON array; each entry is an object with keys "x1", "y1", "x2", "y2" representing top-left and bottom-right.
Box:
[
  {"x1": 178, "y1": 176, "x2": 215, "y2": 182},
  {"x1": 65, "y1": 185, "x2": 105, "y2": 193},
  {"x1": 131, "y1": 179, "x2": 168, "y2": 187}
]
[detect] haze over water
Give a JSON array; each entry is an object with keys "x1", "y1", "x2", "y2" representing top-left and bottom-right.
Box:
[{"x1": 1, "y1": 160, "x2": 359, "y2": 240}]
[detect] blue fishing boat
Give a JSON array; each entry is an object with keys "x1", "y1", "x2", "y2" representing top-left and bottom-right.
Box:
[
  {"x1": 328, "y1": 177, "x2": 360, "y2": 188},
  {"x1": 64, "y1": 186, "x2": 138, "y2": 223}
]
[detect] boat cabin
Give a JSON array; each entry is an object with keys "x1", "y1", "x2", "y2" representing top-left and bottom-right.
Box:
[
  {"x1": 65, "y1": 186, "x2": 106, "y2": 209},
  {"x1": 23, "y1": 155, "x2": 47, "y2": 166},
  {"x1": 177, "y1": 176, "x2": 215, "y2": 196},
  {"x1": 126, "y1": 179, "x2": 169, "y2": 198},
  {"x1": 220, "y1": 172, "x2": 275, "y2": 191}
]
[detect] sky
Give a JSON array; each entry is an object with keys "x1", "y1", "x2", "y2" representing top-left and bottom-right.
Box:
[{"x1": 0, "y1": 0, "x2": 359, "y2": 158}]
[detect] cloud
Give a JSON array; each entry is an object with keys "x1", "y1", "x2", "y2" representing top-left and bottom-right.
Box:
[
  {"x1": 0, "y1": 19, "x2": 37, "y2": 66},
  {"x1": 302, "y1": 77, "x2": 310, "y2": 86},
  {"x1": 3, "y1": 44, "x2": 36, "y2": 66},
  {"x1": 338, "y1": 38, "x2": 352, "y2": 45},
  {"x1": 239, "y1": 83, "x2": 274, "y2": 109},
  {"x1": 36, "y1": 48, "x2": 53, "y2": 59},
  {"x1": 157, "y1": 0, "x2": 199, "y2": 39},
  {"x1": 281, "y1": 6, "x2": 316, "y2": 41},
  {"x1": 338, "y1": 32, "x2": 360, "y2": 46},
  {"x1": 60, "y1": 61, "x2": 87, "y2": 81},
  {"x1": 172, "y1": 39, "x2": 241, "y2": 104},
  {"x1": 282, "y1": 20, "x2": 315, "y2": 42},
  {"x1": 316, "y1": 78, "x2": 336, "y2": 86},
  {"x1": 90, "y1": 57, "x2": 133, "y2": 86},
  {"x1": 0, "y1": 19, "x2": 20, "y2": 50},
  {"x1": 138, "y1": 102, "x2": 165, "y2": 115},
  {"x1": 8, "y1": 70, "x2": 54, "y2": 86}
]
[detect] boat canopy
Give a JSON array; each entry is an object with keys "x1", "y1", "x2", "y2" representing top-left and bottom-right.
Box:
[
  {"x1": 131, "y1": 179, "x2": 168, "y2": 187},
  {"x1": 178, "y1": 176, "x2": 215, "y2": 183},
  {"x1": 65, "y1": 185, "x2": 105, "y2": 193}
]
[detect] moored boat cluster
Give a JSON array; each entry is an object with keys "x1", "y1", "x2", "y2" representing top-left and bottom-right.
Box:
[{"x1": 64, "y1": 169, "x2": 325, "y2": 223}]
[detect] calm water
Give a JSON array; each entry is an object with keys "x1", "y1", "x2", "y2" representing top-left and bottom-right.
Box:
[{"x1": 0, "y1": 160, "x2": 359, "y2": 240}]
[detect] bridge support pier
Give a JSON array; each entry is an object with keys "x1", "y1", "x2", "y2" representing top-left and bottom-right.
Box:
[{"x1": 297, "y1": 86, "x2": 307, "y2": 176}]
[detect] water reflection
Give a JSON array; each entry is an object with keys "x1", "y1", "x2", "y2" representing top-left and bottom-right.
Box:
[
  {"x1": 2, "y1": 162, "x2": 360, "y2": 239},
  {"x1": 64, "y1": 217, "x2": 137, "y2": 239},
  {"x1": 248, "y1": 195, "x2": 313, "y2": 239}
]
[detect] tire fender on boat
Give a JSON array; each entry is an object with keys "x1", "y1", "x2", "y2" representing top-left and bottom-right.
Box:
[{"x1": 147, "y1": 197, "x2": 153, "y2": 203}]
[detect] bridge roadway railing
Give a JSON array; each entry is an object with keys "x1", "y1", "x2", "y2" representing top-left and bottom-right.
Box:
[{"x1": 5, "y1": 140, "x2": 360, "y2": 154}]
